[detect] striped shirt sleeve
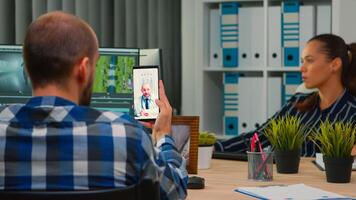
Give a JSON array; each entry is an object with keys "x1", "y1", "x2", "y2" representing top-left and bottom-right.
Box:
[{"x1": 140, "y1": 133, "x2": 188, "y2": 200}]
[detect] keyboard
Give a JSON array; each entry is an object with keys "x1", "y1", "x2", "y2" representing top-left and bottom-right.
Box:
[{"x1": 212, "y1": 151, "x2": 248, "y2": 161}]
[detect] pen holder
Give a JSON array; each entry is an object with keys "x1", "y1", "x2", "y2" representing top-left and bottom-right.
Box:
[{"x1": 247, "y1": 151, "x2": 273, "y2": 181}]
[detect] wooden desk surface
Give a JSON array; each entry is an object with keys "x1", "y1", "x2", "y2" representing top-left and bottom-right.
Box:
[{"x1": 188, "y1": 158, "x2": 356, "y2": 199}]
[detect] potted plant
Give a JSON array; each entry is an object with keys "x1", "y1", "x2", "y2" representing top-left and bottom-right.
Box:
[
  {"x1": 263, "y1": 115, "x2": 306, "y2": 174},
  {"x1": 198, "y1": 131, "x2": 217, "y2": 169},
  {"x1": 310, "y1": 121, "x2": 355, "y2": 183}
]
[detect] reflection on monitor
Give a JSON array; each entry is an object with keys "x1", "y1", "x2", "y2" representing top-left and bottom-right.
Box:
[
  {"x1": 0, "y1": 45, "x2": 31, "y2": 95},
  {"x1": 139, "y1": 49, "x2": 161, "y2": 67},
  {"x1": 94, "y1": 48, "x2": 138, "y2": 94}
]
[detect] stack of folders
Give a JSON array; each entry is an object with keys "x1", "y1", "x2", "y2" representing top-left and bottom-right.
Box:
[
  {"x1": 210, "y1": 1, "x2": 331, "y2": 68},
  {"x1": 314, "y1": 153, "x2": 356, "y2": 171},
  {"x1": 236, "y1": 184, "x2": 351, "y2": 200},
  {"x1": 223, "y1": 73, "x2": 239, "y2": 136}
]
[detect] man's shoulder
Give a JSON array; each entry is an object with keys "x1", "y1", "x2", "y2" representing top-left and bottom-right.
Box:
[
  {"x1": 74, "y1": 106, "x2": 140, "y2": 125},
  {"x1": 0, "y1": 104, "x2": 25, "y2": 120}
]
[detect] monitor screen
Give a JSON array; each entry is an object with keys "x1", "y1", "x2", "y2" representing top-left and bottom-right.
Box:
[
  {"x1": 93, "y1": 48, "x2": 139, "y2": 95},
  {"x1": 0, "y1": 45, "x2": 139, "y2": 114},
  {"x1": 91, "y1": 48, "x2": 139, "y2": 114},
  {"x1": 139, "y1": 48, "x2": 161, "y2": 67},
  {"x1": 0, "y1": 45, "x2": 31, "y2": 95}
]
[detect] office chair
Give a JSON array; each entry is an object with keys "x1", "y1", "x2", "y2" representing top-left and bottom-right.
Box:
[{"x1": 0, "y1": 179, "x2": 160, "y2": 200}]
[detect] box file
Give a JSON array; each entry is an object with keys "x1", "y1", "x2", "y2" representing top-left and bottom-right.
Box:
[
  {"x1": 210, "y1": 8, "x2": 222, "y2": 67},
  {"x1": 268, "y1": 77, "x2": 282, "y2": 117},
  {"x1": 268, "y1": 6, "x2": 282, "y2": 67},
  {"x1": 282, "y1": 72, "x2": 302, "y2": 104},
  {"x1": 220, "y1": 2, "x2": 239, "y2": 67},
  {"x1": 299, "y1": 6, "x2": 315, "y2": 60},
  {"x1": 223, "y1": 73, "x2": 239, "y2": 135},
  {"x1": 281, "y1": 1, "x2": 300, "y2": 67},
  {"x1": 250, "y1": 7, "x2": 264, "y2": 67},
  {"x1": 238, "y1": 7, "x2": 252, "y2": 67},
  {"x1": 316, "y1": 5, "x2": 331, "y2": 35},
  {"x1": 239, "y1": 77, "x2": 264, "y2": 133}
]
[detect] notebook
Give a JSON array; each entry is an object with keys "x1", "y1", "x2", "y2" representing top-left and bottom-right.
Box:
[
  {"x1": 314, "y1": 153, "x2": 356, "y2": 171},
  {"x1": 236, "y1": 184, "x2": 350, "y2": 200}
]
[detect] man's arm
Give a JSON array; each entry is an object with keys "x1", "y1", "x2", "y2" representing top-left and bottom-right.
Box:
[{"x1": 142, "y1": 80, "x2": 188, "y2": 199}]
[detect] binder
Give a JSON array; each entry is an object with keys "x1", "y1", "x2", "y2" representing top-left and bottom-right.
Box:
[
  {"x1": 210, "y1": 8, "x2": 222, "y2": 67},
  {"x1": 220, "y1": 2, "x2": 239, "y2": 67},
  {"x1": 316, "y1": 5, "x2": 331, "y2": 35},
  {"x1": 223, "y1": 73, "x2": 239, "y2": 136},
  {"x1": 282, "y1": 72, "x2": 302, "y2": 104},
  {"x1": 299, "y1": 6, "x2": 315, "y2": 60},
  {"x1": 268, "y1": 6, "x2": 282, "y2": 68},
  {"x1": 281, "y1": 1, "x2": 300, "y2": 67},
  {"x1": 268, "y1": 77, "x2": 282, "y2": 117},
  {"x1": 251, "y1": 7, "x2": 264, "y2": 67},
  {"x1": 239, "y1": 77, "x2": 264, "y2": 133},
  {"x1": 238, "y1": 7, "x2": 252, "y2": 67}
]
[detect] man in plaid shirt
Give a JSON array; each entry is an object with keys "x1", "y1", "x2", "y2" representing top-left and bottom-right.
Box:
[{"x1": 0, "y1": 11, "x2": 188, "y2": 200}]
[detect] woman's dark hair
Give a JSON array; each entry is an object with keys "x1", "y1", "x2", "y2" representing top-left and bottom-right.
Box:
[{"x1": 295, "y1": 34, "x2": 356, "y2": 112}]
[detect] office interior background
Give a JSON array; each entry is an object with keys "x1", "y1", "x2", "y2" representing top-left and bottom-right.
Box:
[
  {"x1": 1, "y1": 0, "x2": 356, "y2": 137},
  {"x1": 182, "y1": 0, "x2": 356, "y2": 137}
]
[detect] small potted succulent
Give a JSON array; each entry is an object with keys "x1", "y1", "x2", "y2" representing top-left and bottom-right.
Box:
[
  {"x1": 263, "y1": 115, "x2": 306, "y2": 174},
  {"x1": 198, "y1": 131, "x2": 217, "y2": 169},
  {"x1": 310, "y1": 120, "x2": 355, "y2": 183}
]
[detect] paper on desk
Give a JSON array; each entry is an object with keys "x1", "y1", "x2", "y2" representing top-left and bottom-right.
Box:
[{"x1": 235, "y1": 183, "x2": 351, "y2": 200}]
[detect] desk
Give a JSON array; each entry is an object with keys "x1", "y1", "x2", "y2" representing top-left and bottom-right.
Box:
[{"x1": 188, "y1": 158, "x2": 356, "y2": 199}]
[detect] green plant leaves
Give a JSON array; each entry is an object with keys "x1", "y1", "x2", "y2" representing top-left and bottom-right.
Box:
[
  {"x1": 309, "y1": 120, "x2": 356, "y2": 157},
  {"x1": 263, "y1": 115, "x2": 306, "y2": 151},
  {"x1": 199, "y1": 131, "x2": 217, "y2": 146}
]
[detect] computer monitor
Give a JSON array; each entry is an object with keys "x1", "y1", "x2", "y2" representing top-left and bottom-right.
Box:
[
  {"x1": 0, "y1": 45, "x2": 140, "y2": 114},
  {"x1": 0, "y1": 45, "x2": 31, "y2": 105},
  {"x1": 91, "y1": 48, "x2": 139, "y2": 114},
  {"x1": 139, "y1": 48, "x2": 163, "y2": 79},
  {"x1": 139, "y1": 48, "x2": 162, "y2": 67}
]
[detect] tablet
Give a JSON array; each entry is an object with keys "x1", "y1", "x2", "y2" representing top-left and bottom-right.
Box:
[{"x1": 133, "y1": 66, "x2": 159, "y2": 120}]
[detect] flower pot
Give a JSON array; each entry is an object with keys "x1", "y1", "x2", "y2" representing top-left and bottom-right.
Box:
[
  {"x1": 274, "y1": 149, "x2": 300, "y2": 174},
  {"x1": 323, "y1": 156, "x2": 354, "y2": 183},
  {"x1": 198, "y1": 145, "x2": 214, "y2": 169}
]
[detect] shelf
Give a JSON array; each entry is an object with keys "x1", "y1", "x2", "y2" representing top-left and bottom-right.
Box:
[
  {"x1": 182, "y1": 0, "x2": 337, "y2": 136},
  {"x1": 204, "y1": 67, "x2": 265, "y2": 72},
  {"x1": 267, "y1": 67, "x2": 301, "y2": 72},
  {"x1": 202, "y1": 0, "x2": 263, "y2": 3}
]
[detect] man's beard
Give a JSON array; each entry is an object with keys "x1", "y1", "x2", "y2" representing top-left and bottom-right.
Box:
[{"x1": 79, "y1": 78, "x2": 93, "y2": 106}]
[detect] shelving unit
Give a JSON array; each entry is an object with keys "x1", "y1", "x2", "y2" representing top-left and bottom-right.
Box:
[{"x1": 181, "y1": 0, "x2": 356, "y2": 136}]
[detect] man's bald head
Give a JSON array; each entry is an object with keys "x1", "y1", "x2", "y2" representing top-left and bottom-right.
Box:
[{"x1": 23, "y1": 11, "x2": 98, "y2": 89}]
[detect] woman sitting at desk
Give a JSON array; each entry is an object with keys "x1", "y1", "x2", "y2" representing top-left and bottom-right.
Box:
[{"x1": 215, "y1": 34, "x2": 356, "y2": 157}]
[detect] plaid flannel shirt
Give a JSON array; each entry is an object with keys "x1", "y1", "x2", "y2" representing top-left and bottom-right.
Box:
[{"x1": 0, "y1": 96, "x2": 188, "y2": 200}]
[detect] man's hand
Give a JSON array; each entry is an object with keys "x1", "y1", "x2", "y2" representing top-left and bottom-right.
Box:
[{"x1": 152, "y1": 80, "x2": 172, "y2": 142}]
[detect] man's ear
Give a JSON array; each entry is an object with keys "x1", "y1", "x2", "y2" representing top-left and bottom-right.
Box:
[
  {"x1": 76, "y1": 57, "x2": 90, "y2": 85},
  {"x1": 331, "y1": 57, "x2": 342, "y2": 73}
]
